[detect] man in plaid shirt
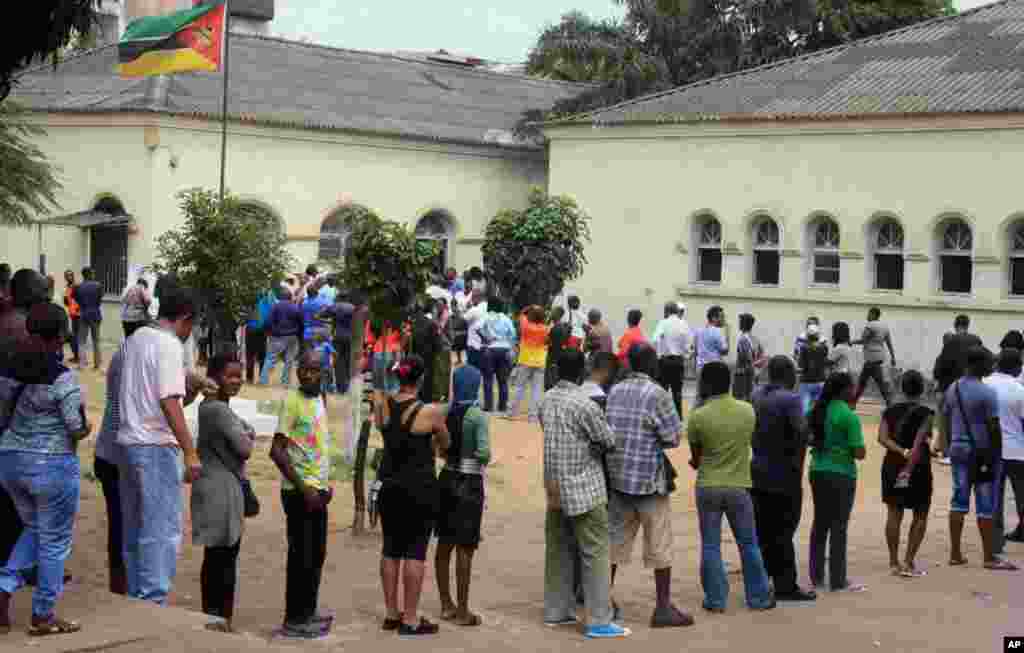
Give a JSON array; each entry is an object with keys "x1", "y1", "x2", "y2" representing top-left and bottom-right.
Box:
[
  {"x1": 606, "y1": 343, "x2": 693, "y2": 628},
  {"x1": 539, "y1": 350, "x2": 629, "y2": 639}
]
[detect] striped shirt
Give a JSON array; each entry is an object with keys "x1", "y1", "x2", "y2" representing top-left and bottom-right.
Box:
[{"x1": 96, "y1": 341, "x2": 128, "y2": 463}]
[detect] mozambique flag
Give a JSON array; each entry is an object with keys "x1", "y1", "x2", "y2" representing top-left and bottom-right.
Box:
[{"x1": 116, "y1": 1, "x2": 226, "y2": 77}]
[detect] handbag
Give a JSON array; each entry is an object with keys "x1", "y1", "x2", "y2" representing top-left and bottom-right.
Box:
[
  {"x1": 240, "y1": 478, "x2": 261, "y2": 518},
  {"x1": 954, "y1": 380, "x2": 995, "y2": 484}
]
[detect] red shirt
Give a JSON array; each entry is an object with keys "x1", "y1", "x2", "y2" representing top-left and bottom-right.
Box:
[{"x1": 617, "y1": 326, "x2": 649, "y2": 363}]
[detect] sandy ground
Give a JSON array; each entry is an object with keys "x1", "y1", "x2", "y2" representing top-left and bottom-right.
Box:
[{"x1": 2, "y1": 367, "x2": 1021, "y2": 652}]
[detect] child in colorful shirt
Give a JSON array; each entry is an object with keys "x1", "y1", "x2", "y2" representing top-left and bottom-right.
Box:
[{"x1": 269, "y1": 351, "x2": 333, "y2": 638}]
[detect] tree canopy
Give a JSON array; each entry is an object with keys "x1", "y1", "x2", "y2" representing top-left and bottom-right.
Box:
[
  {"x1": 3, "y1": 1, "x2": 99, "y2": 102},
  {"x1": 524, "y1": 0, "x2": 956, "y2": 121},
  {"x1": 154, "y1": 189, "x2": 295, "y2": 348},
  {"x1": 337, "y1": 207, "x2": 439, "y2": 326},
  {"x1": 482, "y1": 187, "x2": 591, "y2": 311},
  {"x1": 0, "y1": 103, "x2": 62, "y2": 227}
]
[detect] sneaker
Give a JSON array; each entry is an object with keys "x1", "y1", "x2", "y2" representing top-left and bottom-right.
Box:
[{"x1": 585, "y1": 623, "x2": 631, "y2": 639}]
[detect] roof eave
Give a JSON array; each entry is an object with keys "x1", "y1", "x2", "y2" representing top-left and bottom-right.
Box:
[
  {"x1": 543, "y1": 108, "x2": 1024, "y2": 131},
  {"x1": 24, "y1": 106, "x2": 549, "y2": 153}
]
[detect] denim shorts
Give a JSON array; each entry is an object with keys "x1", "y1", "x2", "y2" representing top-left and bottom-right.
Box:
[{"x1": 950, "y1": 459, "x2": 996, "y2": 518}]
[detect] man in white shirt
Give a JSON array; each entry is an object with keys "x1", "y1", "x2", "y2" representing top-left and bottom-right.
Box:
[
  {"x1": 464, "y1": 290, "x2": 488, "y2": 370},
  {"x1": 986, "y1": 348, "x2": 1024, "y2": 551},
  {"x1": 117, "y1": 286, "x2": 201, "y2": 605},
  {"x1": 653, "y1": 302, "x2": 690, "y2": 417}
]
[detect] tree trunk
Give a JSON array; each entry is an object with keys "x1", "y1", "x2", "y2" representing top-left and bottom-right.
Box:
[{"x1": 351, "y1": 418, "x2": 371, "y2": 535}]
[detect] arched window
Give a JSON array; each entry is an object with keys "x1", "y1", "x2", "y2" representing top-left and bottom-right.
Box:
[
  {"x1": 809, "y1": 216, "x2": 840, "y2": 285},
  {"x1": 937, "y1": 218, "x2": 973, "y2": 294},
  {"x1": 319, "y1": 211, "x2": 351, "y2": 262},
  {"x1": 752, "y1": 217, "x2": 780, "y2": 286},
  {"x1": 872, "y1": 219, "x2": 904, "y2": 291},
  {"x1": 694, "y1": 215, "x2": 722, "y2": 283},
  {"x1": 1009, "y1": 222, "x2": 1024, "y2": 296},
  {"x1": 415, "y1": 209, "x2": 455, "y2": 275}
]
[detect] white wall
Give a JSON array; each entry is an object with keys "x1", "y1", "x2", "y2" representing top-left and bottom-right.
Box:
[
  {"x1": 2, "y1": 113, "x2": 547, "y2": 342},
  {"x1": 547, "y1": 117, "x2": 1024, "y2": 370}
]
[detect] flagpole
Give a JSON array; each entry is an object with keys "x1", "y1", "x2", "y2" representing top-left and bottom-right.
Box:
[{"x1": 219, "y1": 0, "x2": 230, "y2": 202}]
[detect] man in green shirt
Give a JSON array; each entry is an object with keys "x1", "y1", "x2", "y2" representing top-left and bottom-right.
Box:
[{"x1": 688, "y1": 361, "x2": 774, "y2": 613}]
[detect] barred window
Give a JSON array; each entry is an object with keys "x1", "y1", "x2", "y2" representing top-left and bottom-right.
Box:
[
  {"x1": 938, "y1": 219, "x2": 972, "y2": 294},
  {"x1": 1010, "y1": 224, "x2": 1024, "y2": 296},
  {"x1": 810, "y1": 217, "x2": 840, "y2": 285},
  {"x1": 873, "y1": 220, "x2": 904, "y2": 291},
  {"x1": 752, "y1": 218, "x2": 780, "y2": 286},
  {"x1": 695, "y1": 215, "x2": 722, "y2": 283}
]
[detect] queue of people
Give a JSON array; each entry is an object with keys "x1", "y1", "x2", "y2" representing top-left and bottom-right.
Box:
[{"x1": 4, "y1": 259, "x2": 1024, "y2": 644}]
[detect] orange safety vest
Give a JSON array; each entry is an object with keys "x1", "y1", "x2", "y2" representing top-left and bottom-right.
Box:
[{"x1": 64, "y1": 286, "x2": 80, "y2": 319}]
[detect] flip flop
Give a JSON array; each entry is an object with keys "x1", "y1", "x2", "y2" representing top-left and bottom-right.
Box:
[
  {"x1": 454, "y1": 613, "x2": 482, "y2": 627},
  {"x1": 949, "y1": 557, "x2": 969, "y2": 566},
  {"x1": 984, "y1": 559, "x2": 1020, "y2": 571},
  {"x1": 28, "y1": 619, "x2": 81, "y2": 637}
]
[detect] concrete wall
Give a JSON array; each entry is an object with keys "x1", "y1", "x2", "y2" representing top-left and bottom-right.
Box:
[{"x1": 546, "y1": 116, "x2": 1024, "y2": 371}]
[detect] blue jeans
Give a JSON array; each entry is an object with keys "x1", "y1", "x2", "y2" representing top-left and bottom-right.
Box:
[
  {"x1": 119, "y1": 446, "x2": 183, "y2": 605},
  {"x1": 0, "y1": 453, "x2": 80, "y2": 618},
  {"x1": 696, "y1": 486, "x2": 773, "y2": 610},
  {"x1": 799, "y1": 382, "x2": 824, "y2": 414},
  {"x1": 261, "y1": 335, "x2": 299, "y2": 386},
  {"x1": 950, "y1": 444, "x2": 998, "y2": 519}
]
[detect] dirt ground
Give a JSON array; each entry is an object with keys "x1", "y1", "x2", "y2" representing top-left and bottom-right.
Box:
[{"x1": 2, "y1": 368, "x2": 1021, "y2": 652}]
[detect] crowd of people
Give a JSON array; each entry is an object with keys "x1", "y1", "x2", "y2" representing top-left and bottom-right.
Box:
[{"x1": 1, "y1": 259, "x2": 1022, "y2": 642}]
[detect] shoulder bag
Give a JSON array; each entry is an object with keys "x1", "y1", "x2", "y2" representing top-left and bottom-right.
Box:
[{"x1": 954, "y1": 380, "x2": 995, "y2": 484}]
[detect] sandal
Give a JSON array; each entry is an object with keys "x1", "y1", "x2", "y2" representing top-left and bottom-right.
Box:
[
  {"x1": 28, "y1": 619, "x2": 81, "y2": 637},
  {"x1": 984, "y1": 559, "x2": 1020, "y2": 571},
  {"x1": 949, "y1": 556, "x2": 969, "y2": 566},
  {"x1": 440, "y1": 608, "x2": 458, "y2": 622},
  {"x1": 382, "y1": 614, "x2": 403, "y2": 631},
  {"x1": 398, "y1": 618, "x2": 439, "y2": 636},
  {"x1": 454, "y1": 613, "x2": 482, "y2": 627}
]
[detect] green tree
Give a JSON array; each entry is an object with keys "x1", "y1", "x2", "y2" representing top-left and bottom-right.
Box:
[
  {"x1": 337, "y1": 207, "x2": 438, "y2": 327},
  {"x1": 524, "y1": 0, "x2": 955, "y2": 119},
  {"x1": 3, "y1": 1, "x2": 99, "y2": 101},
  {"x1": 482, "y1": 187, "x2": 591, "y2": 311},
  {"x1": 153, "y1": 188, "x2": 295, "y2": 351},
  {"x1": 0, "y1": 102, "x2": 62, "y2": 227}
]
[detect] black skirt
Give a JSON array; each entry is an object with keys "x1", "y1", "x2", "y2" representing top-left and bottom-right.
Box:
[
  {"x1": 881, "y1": 454, "x2": 933, "y2": 512},
  {"x1": 436, "y1": 468, "x2": 485, "y2": 548}
]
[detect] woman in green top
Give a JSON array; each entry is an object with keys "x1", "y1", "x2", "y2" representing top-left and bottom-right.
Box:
[
  {"x1": 807, "y1": 372, "x2": 867, "y2": 592},
  {"x1": 435, "y1": 364, "x2": 490, "y2": 627}
]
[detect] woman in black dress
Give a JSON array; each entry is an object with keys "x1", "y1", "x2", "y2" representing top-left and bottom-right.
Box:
[
  {"x1": 373, "y1": 355, "x2": 451, "y2": 637},
  {"x1": 877, "y1": 370, "x2": 934, "y2": 578}
]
